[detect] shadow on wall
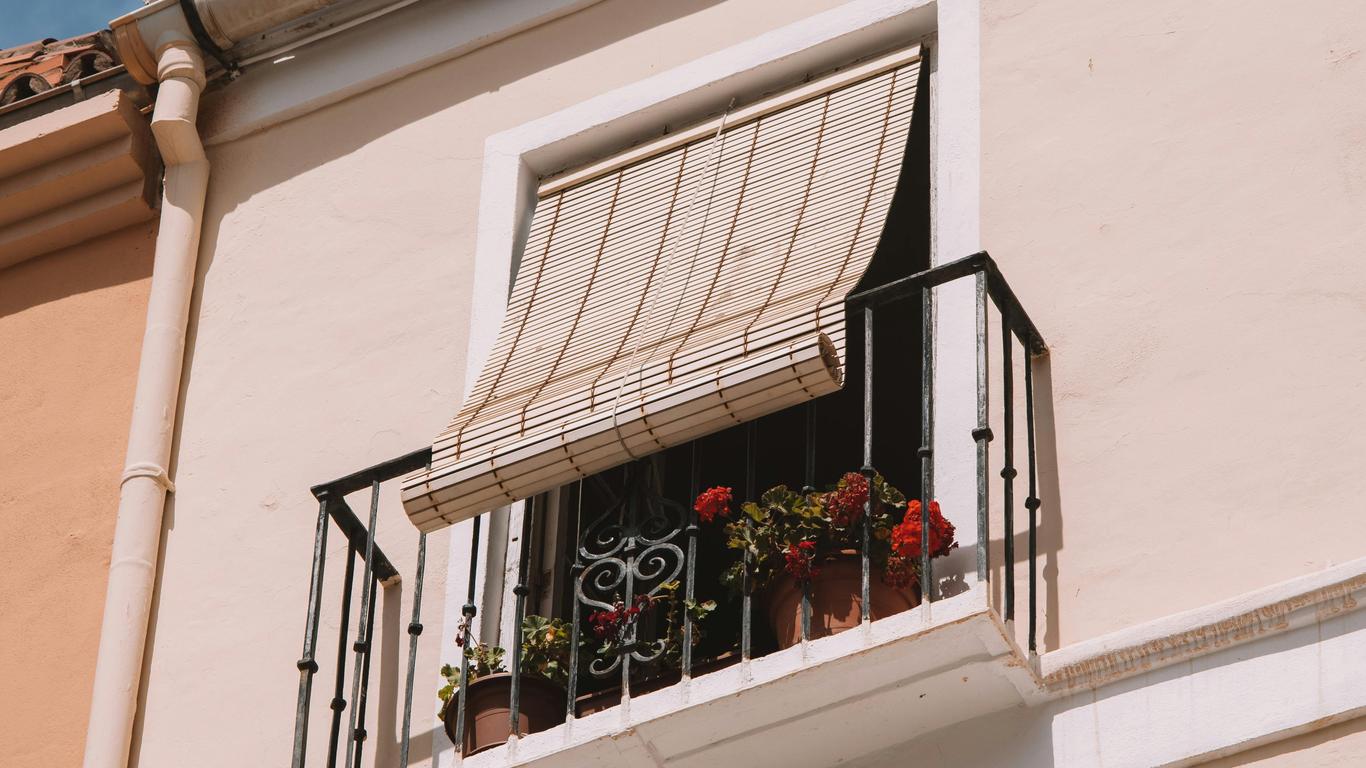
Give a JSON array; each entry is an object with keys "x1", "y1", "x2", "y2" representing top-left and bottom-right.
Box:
[
  {"x1": 199, "y1": 0, "x2": 729, "y2": 212},
  {"x1": 987, "y1": 352, "x2": 1065, "y2": 653},
  {"x1": 944, "y1": 349, "x2": 1064, "y2": 653},
  {"x1": 0, "y1": 221, "x2": 156, "y2": 319}
]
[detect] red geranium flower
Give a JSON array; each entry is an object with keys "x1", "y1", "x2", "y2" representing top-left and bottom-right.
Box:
[
  {"x1": 587, "y1": 594, "x2": 654, "y2": 640},
  {"x1": 825, "y1": 472, "x2": 869, "y2": 528},
  {"x1": 694, "y1": 486, "x2": 733, "y2": 524},
  {"x1": 883, "y1": 554, "x2": 915, "y2": 588},
  {"x1": 783, "y1": 540, "x2": 820, "y2": 581},
  {"x1": 891, "y1": 500, "x2": 957, "y2": 561}
]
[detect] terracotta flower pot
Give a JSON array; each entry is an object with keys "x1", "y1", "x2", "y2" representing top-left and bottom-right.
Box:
[
  {"x1": 761, "y1": 550, "x2": 920, "y2": 650},
  {"x1": 441, "y1": 672, "x2": 566, "y2": 756}
]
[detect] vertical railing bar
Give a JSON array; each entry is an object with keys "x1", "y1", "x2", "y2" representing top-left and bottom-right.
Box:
[
  {"x1": 973, "y1": 271, "x2": 992, "y2": 581},
  {"x1": 350, "y1": 576, "x2": 378, "y2": 767},
  {"x1": 1001, "y1": 314, "x2": 1017, "y2": 624},
  {"x1": 861, "y1": 305, "x2": 874, "y2": 624},
  {"x1": 920, "y1": 286, "x2": 935, "y2": 603},
  {"x1": 325, "y1": 546, "x2": 356, "y2": 768},
  {"x1": 622, "y1": 468, "x2": 639, "y2": 701},
  {"x1": 453, "y1": 515, "x2": 482, "y2": 752},
  {"x1": 292, "y1": 494, "x2": 331, "y2": 768},
  {"x1": 801, "y1": 401, "x2": 815, "y2": 642},
  {"x1": 683, "y1": 443, "x2": 699, "y2": 679},
  {"x1": 1025, "y1": 355, "x2": 1041, "y2": 653},
  {"x1": 509, "y1": 496, "x2": 535, "y2": 737},
  {"x1": 398, "y1": 532, "x2": 427, "y2": 766},
  {"x1": 566, "y1": 484, "x2": 583, "y2": 719},
  {"x1": 742, "y1": 422, "x2": 756, "y2": 661},
  {"x1": 344, "y1": 480, "x2": 381, "y2": 768}
]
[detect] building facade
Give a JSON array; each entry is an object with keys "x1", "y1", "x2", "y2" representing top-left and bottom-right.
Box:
[{"x1": 1, "y1": 1, "x2": 1363, "y2": 767}]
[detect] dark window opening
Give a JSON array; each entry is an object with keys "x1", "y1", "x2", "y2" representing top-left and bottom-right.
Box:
[{"x1": 534, "y1": 61, "x2": 933, "y2": 695}]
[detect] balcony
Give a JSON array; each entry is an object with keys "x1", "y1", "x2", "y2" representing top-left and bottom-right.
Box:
[{"x1": 291, "y1": 252, "x2": 1050, "y2": 767}]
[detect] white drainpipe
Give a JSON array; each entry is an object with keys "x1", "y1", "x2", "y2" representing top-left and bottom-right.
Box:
[
  {"x1": 82, "y1": 33, "x2": 208, "y2": 768},
  {"x1": 86, "y1": 0, "x2": 421, "y2": 762}
]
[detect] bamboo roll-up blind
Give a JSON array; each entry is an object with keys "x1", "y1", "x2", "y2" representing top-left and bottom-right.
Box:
[{"x1": 403, "y1": 46, "x2": 921, "y2": 532}]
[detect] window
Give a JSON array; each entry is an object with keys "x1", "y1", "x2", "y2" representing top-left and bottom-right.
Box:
[{"x1": 509, "y1": 46, "x2": 933, "y2": 708}]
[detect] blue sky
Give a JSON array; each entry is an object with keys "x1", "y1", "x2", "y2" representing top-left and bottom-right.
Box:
[{"x1": 0, "y1": 0, "x2": 142, "y2": 50}]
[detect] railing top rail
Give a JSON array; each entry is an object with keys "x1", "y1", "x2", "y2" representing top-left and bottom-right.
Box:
[
  {"x1": 310, "y1": 447, "x2": 432, "y2": 499},
  {"x1": 844, "y1": 251, "x2": 1047, "y2": 355}
]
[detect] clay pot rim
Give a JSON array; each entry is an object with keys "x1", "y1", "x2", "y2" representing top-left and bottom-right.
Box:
[
  {"x1": 457, "y1": 671, "x2": 566, "y2": 691},
  {"x1": 440, "y1": 671, "x2": 567, "y2": 745}
]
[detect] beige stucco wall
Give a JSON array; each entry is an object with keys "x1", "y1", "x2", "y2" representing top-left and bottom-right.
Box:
[
  {"x1": 132, "y1": 2, "x2": 858, "y2": 765},
  {"x1": 0, "y1": 221, "x2": 155, "y2": 768},
  {"x1": 1203, "y1": 716, "x2": 1366, "y2": 767},
  {"x1": 119, "y1": 0, "x2": 1366, "y2": 762},
  {"x1": 982, "y1": 0, "x2": 1366, "y2": 646}
]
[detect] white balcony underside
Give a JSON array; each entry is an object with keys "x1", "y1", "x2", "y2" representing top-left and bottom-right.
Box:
[{"x1": 465, "y1": 582, "x2": 1038, "y2": 768}]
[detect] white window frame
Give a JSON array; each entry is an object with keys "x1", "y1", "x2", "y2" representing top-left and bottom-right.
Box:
[{"x1": 437, "y1": 0, "x2": 981, "y2": 760}]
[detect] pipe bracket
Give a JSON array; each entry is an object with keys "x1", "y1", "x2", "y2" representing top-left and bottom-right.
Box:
[{"x1": 121, "y1": 462, "x2": 176, "y2": 492}]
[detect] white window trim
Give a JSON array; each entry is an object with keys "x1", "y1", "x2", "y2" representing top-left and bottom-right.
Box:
[{"x1": 437, "y1": 0, "x2": 981, "y2": 760}]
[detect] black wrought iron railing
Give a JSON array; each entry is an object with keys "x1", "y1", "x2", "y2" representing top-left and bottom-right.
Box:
[
  {"x1": 291, "y1": 448, "x2": 432, "y2": 768},
  {"x1": 290, "y1": 250, "x2": 1048, "y2": 763},
  {"x1": 845, "y1": 249, "x2": 1048, "y2": 651}
]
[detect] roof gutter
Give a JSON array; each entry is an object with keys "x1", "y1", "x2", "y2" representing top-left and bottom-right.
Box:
[{"x1": 112, "y1": 0, "x2": 424, "y2": 84}]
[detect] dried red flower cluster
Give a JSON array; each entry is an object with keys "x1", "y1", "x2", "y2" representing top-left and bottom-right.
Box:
[
  {"x1": 587, "y1": 594, "x2": 652, "y2": 640},
  {"x1": 783, "y1": 540, "x2": 820, "y2": 581},
  {"x1": 694, "y1": 486, "x2": 734, "y2": 524},
  {"x1": 824, "y1": 472, "x2": 869, "y2": 528},
  {"x1": 891, "y1": 500, "x2": 957, "y2": 561},
  {"x1": 882, "y1": 554, "x2": 915, "y2": 588}
]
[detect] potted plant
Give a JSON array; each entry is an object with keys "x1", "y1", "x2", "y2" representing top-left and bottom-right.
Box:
[
  {"x1": 574, "y1": 580, "x2": 717, "y2": 714},
  {"x1": 438, "y1": 615, "x2": 571, "y2": 755},
  {"x1": 698, "y1": 472, "x2": 956, "y2": 649}
]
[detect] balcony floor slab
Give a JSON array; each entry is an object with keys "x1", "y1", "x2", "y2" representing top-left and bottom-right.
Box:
[{"x1": 465, "y1": 583, "x2": 1039, "y2": 768}]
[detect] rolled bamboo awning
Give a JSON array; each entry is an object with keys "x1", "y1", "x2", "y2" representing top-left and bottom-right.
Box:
[{"x1": 403, "y1": 46, "x2": 922, "y2": 532}]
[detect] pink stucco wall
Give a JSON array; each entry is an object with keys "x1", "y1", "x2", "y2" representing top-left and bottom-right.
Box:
[
  {"x1": 0, "y1": 222, "x2": 155, "y2": 768},
  {"x1": 982, "y1": 0, "x2": 1366, "y2": 646}
]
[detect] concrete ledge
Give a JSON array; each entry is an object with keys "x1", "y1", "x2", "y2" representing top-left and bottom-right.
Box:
[{"x1": 1040, "y1": 557, "x2": 1366, "y2": 693}]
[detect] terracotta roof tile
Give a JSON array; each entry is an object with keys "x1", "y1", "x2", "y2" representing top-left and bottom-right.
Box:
[{"x1": 0, "y1": 32, "x2": 118, "y2": 107}]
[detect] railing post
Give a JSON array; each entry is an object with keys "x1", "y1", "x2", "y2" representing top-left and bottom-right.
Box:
[
  {"x1": 861, "y1": 305, "x2": 874, "y2": 623},
  {"x1": 1001, "y1": 317, "x2": 1016, "y2": 624},
  {"x1": 742, "y1": 424, "x2": 756, "y2": 660},
  {"x1": 621, "y1": 469, "x2": 640, "y2": 698},
  {"x1": 919, "y1": 286, "x2": 935, "y2": 602},
  {"x1": 344, "y1": 480, "x2": 381, "y2": 768},
  {"x1": 292, "y1": 493, "x2": 331, "y2": 768},
  {"x1": 801, "y1": 401, "x2": 816, "y2": 642},
  {"x1": 972, "y1": 271, "x2": 992, "y2": 582},
  {"x1": 683, "y1": 444, "x2": 700, "y2": 677},
  {"x1": 509, "y1": 497, "x2": 535, "y2": 737},
  {"x1": 350, "y1": 576, "x2": 378, "y2": 767},
  {"x1": 398, "y1": 532, "x2": 427, "y2": 765},
  {"x1": 565, "y1": 485, "x2": 583, "y2": 718},
  {"x1": 1025, "y1": 356, "x2": 1041, "y2": 653},
  {"x1": 325, "y1": 546, "x2": 356, "y2": 768},
  {"x1": 453, "y1": 515, "x2": 482, "y2": 752}
]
